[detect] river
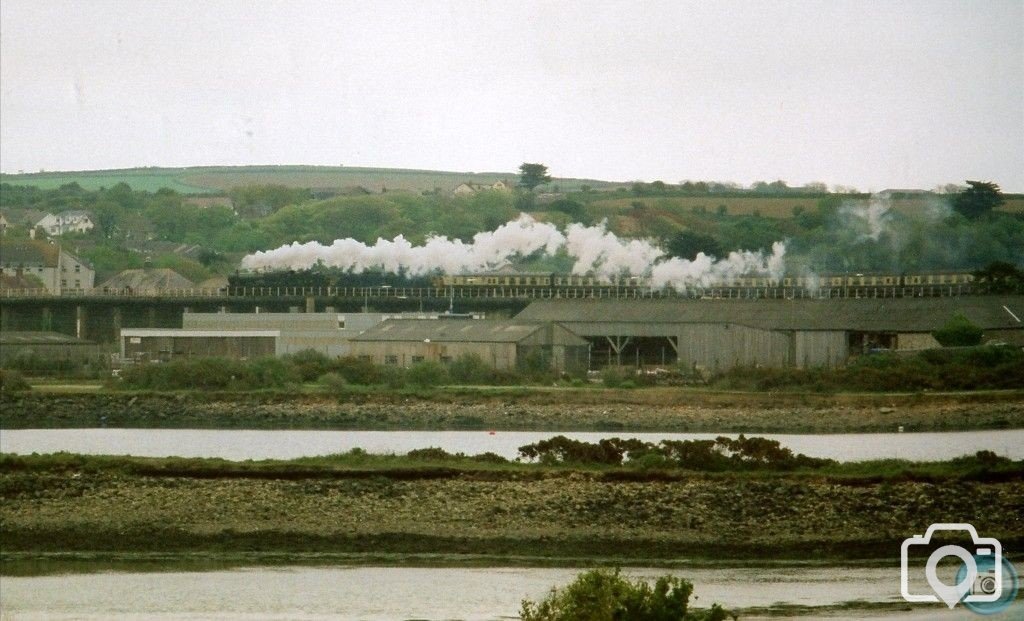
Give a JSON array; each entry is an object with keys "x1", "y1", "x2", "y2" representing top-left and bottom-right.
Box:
[
  {"x1": 3, "y1": 564, "x2": 1008, "y2": 620},
  {"x1": 1, "y1": 428, "x2": 1022, "y2": 462}
]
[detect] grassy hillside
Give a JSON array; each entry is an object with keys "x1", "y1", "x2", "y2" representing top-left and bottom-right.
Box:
[{"x1": 0, "y1": 165, "x2": 615, "y2": 195}]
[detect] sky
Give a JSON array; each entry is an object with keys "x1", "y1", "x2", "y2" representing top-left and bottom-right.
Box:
[{"x1": 1, "y1": 0, "x2": 1022, "y2": 192}]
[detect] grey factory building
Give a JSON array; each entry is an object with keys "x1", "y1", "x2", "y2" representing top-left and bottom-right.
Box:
[
  {"x1": 348, "y1": 319, "x2": 590, "y2": 374},
  {"x1": 513, "y1": 296, "x2": 1024, "y2": 370}
]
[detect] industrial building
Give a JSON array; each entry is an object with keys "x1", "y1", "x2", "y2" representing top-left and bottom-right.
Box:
[
  {"x1": 348, "y1": 319, "x2": 590, "y2": 373},
  {"x1": 119, "y1": 311, "x2": 478, "y2": 362},
  {"x1": 514, "y1": 296, "x2": 1024, "y2": 370}
]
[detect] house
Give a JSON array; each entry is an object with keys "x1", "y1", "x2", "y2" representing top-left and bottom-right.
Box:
[
  {"x1": 98, "y1": 268, "x2": 194, "y2": 294},
  {"x1": 453, "y1": 180, "x2": 513, "y2": 196},
  {"x1": 35, "y1": 210, "x2": 95, "y2": 236},
  {"x1": 0, "y1": 239, "x2": 95, "y2": 293},
  {"x1": 348, "y1": 319, "x2": 590, "y2": 373}
]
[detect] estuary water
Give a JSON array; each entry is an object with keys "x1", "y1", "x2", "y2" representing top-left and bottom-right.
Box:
[
  {"x1": 1, "y1": 564, "x2": 1003, "y2": 621},
  {"x1": 1, "y1": 428, "x2": 1022, "y2": 462}
]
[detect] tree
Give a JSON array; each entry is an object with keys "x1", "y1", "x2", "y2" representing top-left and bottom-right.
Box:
[
  {"x1": 953, "y1": 180, "x2": 1004, "y2": 220},
  {"x1": 974, "y1": 261, "x2": 1024, "y2": 294},
  {"x1": 666, "y1": 230, "x2": 723, "y2": 259},
  {"x1": 932, "y1": 313, "x2": 983, "y2": 347},
  {"x1": 519, "y1": 163, "x2": 552, "y2": 191}
]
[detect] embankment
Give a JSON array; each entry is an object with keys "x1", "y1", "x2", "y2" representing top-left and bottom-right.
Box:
[
  {"x1": 2, "y1": 389, "x2": 1023, "y2": 432},
  {"x1": 2, "y1": 454, "x2": 1022, "y2": 565}
]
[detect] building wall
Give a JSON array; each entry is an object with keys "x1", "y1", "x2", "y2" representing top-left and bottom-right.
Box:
[
  {"x1": 675, "y1": 323, "x2": 791, "y2": 370},
  {"x1": 182, "y1": 312, "x2": 448, "y2": 357},
  {"x1": 896, "y1": 332, "x2": 942, "y2": 351},
  {"x1": 122, "y1": 334, "x2": 277, "y2": 361},
  {"x1": 793, "y1": 331, "x2": 848, "y2": 368},
  {"x1": 348, "y1": 340, "x2": 519, "y2": 369}
]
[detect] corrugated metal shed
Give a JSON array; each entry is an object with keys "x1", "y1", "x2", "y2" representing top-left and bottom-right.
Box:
[
  {"x1": 515, "y1": 296, "x2": 1024, "y2": 332},
  {"x1": 352, "y1": 319, "x2": 588, "y2": 345}
]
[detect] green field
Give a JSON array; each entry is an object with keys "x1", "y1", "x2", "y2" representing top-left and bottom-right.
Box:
[{"x1": 0, "y1": 165, "x2": 615, "y2": 195}]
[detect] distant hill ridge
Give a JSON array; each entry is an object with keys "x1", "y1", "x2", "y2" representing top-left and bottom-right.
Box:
[{"x1": 0, "y1": 165, "x2": 616, "y2": 195}]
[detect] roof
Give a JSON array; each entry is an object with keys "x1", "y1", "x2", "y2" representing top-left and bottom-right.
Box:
[
  {"x1": 515, "y1": 296, "x2": 1024, "y2": 333},
  {"x1": 0, "y1": 331, "x2": 94, "y2": 345},
  {"x1": 56, "y1": 210, "x2": 93, "y2": 219},
  {"x1": 351, "y1": 319, "x2": 573, "y2": 343},
  {"x1": 0, "y1": 239, "x2": 60, "y2": 267},
  {"x1": 99, "y1": 268, "x2": 195, "y2": 291},
  {"x1": 121, "y1": 329, "x2": 280, "y2": 338}
]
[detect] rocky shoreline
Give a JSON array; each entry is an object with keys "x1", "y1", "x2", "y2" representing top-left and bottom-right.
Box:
[
  {"x1": 2, "y1": 462, "x2": 1021, "y2": 563},
  {"x1": 2, "y1": 390, "x2": 1022, "y2": 432}
]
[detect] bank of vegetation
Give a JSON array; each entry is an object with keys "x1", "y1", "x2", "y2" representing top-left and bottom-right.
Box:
[
  {"x1": 2, "y1": 176, "x2": 1022, "y2": 284},
  {"x1": 1, "y1": 442, "x2": 1021, "y2": 565}
]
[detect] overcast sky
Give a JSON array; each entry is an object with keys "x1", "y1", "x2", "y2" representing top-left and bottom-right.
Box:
[{"x1": 1, "y1": 0, "x2": 1022, "y2": 191}]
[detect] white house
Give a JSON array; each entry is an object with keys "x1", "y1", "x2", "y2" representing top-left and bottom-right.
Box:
[
  {"x1": 453, "y1": 180, "x2": 512, "y2": 196},
  {"x1": 0, "y1": 239, "x2": 95, "y2": 292},
  {"x1": 35, "y1": 210, "x2": 95, "y2": 236}
]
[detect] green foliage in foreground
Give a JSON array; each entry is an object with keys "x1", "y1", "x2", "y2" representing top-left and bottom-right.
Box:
[
  {"x1": 118, "y1": 351, "x2": 562, "y2": 391},
  {"x1": 0, "y1": 370, "x2": 31, "y2": 393},
  {"x1": 713, "y1": 346, "x2": 1024, "y2": 392},
  {"x1": 517, "y1": 435, "x2": 833, "y2": 470},
  {"x1": 1, "y1": 447, "x2": 1018, "y2": 485},
  {"x1": 520, "y1": 568, "x2": 729, "y2": 621}
]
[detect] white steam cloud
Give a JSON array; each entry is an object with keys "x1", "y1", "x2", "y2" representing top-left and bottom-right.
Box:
[{"x1": 241, "y1": 214, "x2": 787, "y2": 289}]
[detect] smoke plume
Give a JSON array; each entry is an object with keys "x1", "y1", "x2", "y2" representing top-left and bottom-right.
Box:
[{"x1": 241, "y1": 214, "x2": 787, "y2": 289}]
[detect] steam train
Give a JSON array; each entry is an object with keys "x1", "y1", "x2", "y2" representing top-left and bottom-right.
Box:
[{"x1": 228, "y1": 268, "x2": 981, "y2": 296}]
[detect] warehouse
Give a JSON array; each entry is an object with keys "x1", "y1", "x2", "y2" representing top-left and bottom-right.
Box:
[
  {"x1": 348, "y1": 319, "x2": 590, "y2": 373},
  {"x1": 119, "y1": 311, "x2": 481, "y2": 362},
  {"x1": 120, "y1": 329, "x2": 278, "y2": 362},
  {"x1": 514, "y1": 295, "x2": 1024, "y2": 370}
]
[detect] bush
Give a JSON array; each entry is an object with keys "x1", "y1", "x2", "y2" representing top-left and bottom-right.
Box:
[
  {"x1": 448, "y1": 353, "x2": 492, "y2": 384},
  {"x1": 520, "y1": 568, "x2": 728, "y2": 621},
  {"x1": 285, "y1": 349, "x2": 333, "y2": 382},
  {"x1": 932, "y1": 313, "x2": 984, "y2": 347},
  {"x1": 601, "y1": 366, "x2": 630, "y2": 388},
  {"x1": 378, "y1": 364, "x2": 407, "y2": 389},
  {"x1": 330, "y1": 356, "x2": 382, "y2": 385},
  {"x1": 318, "y1": 372, "x2": 348, "y2": 393},
  {"x1": 407, "y1": 361, "x2": 449, "y2": 387},
  {"x1": 0, "y1": 369, "x2": 31, "y2": 392},
  {"x1": 119, "y1": 357, "x2": 299, "y2": 391}
]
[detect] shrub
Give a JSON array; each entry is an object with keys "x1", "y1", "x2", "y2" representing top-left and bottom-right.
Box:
[
  {"x1": 318, "y1": 372, "x2": 348, "y2": 393},
  {"x1": 285, "y1": 349, "x2": 333, "y2": 382},
  {"x1": 932, "y1": 313, "x2": 984, "y2": 347},
  {"x1": 520, "y1": 568, "x2": 728, "y2": 621},
  {"x1": 378, "y1": 365, "x2": 407, "y2": 389},
  {"x1": 407, "y1": 361, "x2": 449, "y2": 387},
  {"x1": 245, "y1": 357, "x2": 301, "y2": 389},
  {"x1": 601, "y1": 366, "x2": 630, "y2": 388},
  {"x1": 330, "y1": 356, "x2": 382, "y2": 385},
  {"x1": 448, "y1": 353, "x2": 492, "y2": 384},
  {"x1": 0, "y1": 369, "x2": 31, "y2": 392}
]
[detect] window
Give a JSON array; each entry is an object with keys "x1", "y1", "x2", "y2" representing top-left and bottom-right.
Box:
[
  {"x1": 411, "y1": 355, "x2": 424, "y2": 363},
  {"x1": 358, "y1": 355, "x2": 372, "y2": 362},
  {"x1": 74, "y1": 280, "x2": 81, "y2": 288},
  {"x1": 338, "y1": 319, "x2": 346, "y2": 329},
  {"x1": 61, "y1": 279, "x2": 67, "y2": 287},
  {"x1": 75, "y1": 265, "x2": 80, "y2": 273},
  {"x1": 439, "y1": 355, "x2": 452, "y2": 364},
  {"x1": 384, "y1": 355, "x2": 398, "y2": 365}
]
